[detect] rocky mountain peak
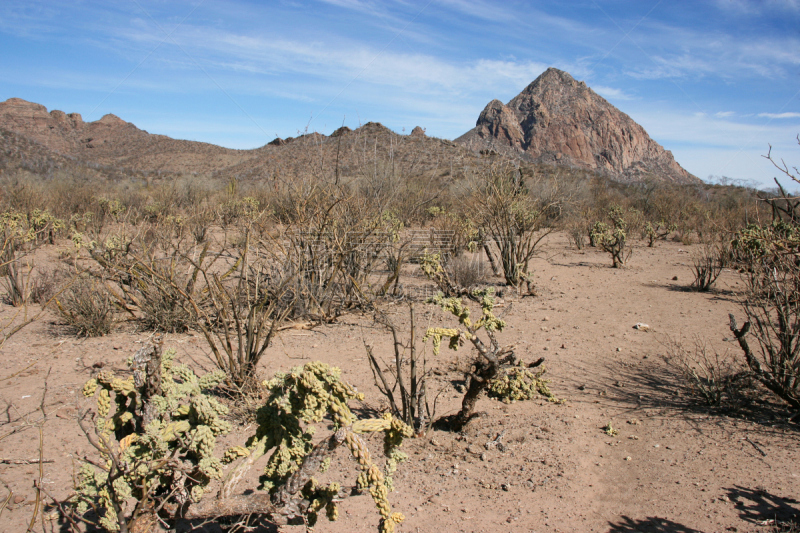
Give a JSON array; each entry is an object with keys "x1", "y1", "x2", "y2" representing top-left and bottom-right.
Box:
[{"x1": 456, "y1": 68, "x2": 697, "y2": 184}]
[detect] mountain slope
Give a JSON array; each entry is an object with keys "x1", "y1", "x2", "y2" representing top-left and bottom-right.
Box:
[
  {"x1": 0, "y1": 98, "x2": 252, "y2": 175},
  {"x1": 455, "y1": 68, "x2": 697, "y2": 184}
]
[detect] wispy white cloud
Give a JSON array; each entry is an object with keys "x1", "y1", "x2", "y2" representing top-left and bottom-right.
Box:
[
  {"x1": 758, "y1": 112, "x2": 800, "y2": 119},
  {"x1": 434, "y1": 0, "x2": 516, "y2": 22},
  {"x1": 592, "y1": 85, "x2": 634, "y2": 100},
  {"x1": 715, "y1": 111, "x2": 735, "y2": 118},
  {"x1": 713, "y1": 0, "x2": 800, "y2": 14},
  {"x1": 116, "y1": 23, "x2": 549, "y2": 99},
  {"x1": 623, "y1": 106, "x2": 800, "y2": 186}
]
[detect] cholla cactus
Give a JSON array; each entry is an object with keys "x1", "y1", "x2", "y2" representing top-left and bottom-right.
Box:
[
  {"x1": 252, "y1": 361, "x2": 412, "y2": 531},
  {"x1": 643, "y1": 220, "x2": 676, "y2": 247},
  {"x1": 487, "y1": 363, "x2": 559, "y2": 404},
  {"x1": 74, "y1": 347, "x2": 228, "y2": 531},
  {"x1": 1, "y1": 208, "x2": 64, "y2": 248},
  {"x1": 591, "y1": 206, "x2": 632, "y2": 268},
  {"x1": 425, "y1": 289, "x2": 558, "y2": 429},
  {"x1": 74, "y1": 354, "x2": 412, "y2": 532}
]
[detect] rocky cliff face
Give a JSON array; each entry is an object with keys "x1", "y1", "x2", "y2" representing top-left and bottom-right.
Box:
[
  {"x1": 456, "y1": 68, "x2": 697, "y2": 184},
  {"x1": 0, "y1": 97, "x2": 145, "y2": 156}
]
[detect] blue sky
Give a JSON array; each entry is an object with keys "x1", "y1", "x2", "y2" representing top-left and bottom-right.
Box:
[{"x1": 1, "y1": 0, "x2": 799, "y2": 188}]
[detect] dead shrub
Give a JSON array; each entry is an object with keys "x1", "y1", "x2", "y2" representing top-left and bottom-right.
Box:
[
  {"x1": 0, "y1": 256, "x2": 30, "y2": 307},
  {"x1": 56, "y1": 279, "x2": 116, "y2": 337},
  {"x1": 661, "y1": 336, "x2": 749, "y2": 406},
  {"x1": 690, "y1": 243, "x2": 723, "y2": 291},
  {"x1": 29, "y1": 265, "x2": 70, "y2": 305},
  {"x1": 366, "y1": 304, "x2": 437, "y2": 434},
  {"x1": 137, "y1": 274, "x2": 196, "y2": 333}
]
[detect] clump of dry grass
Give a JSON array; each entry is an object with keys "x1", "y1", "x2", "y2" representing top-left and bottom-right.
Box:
[
  {"x1": 56, "y1": 279, "x2": 116, "y2": 337},
  {"x1": 446, "y1": 253, "x2": 490, "y2": 289}
]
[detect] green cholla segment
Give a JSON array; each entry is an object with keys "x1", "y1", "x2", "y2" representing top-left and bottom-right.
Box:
[{"x1": 487, "y1": 364, "x2": 560, "y2": 403}]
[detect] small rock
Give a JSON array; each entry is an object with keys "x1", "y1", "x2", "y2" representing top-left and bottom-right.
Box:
[
  {"x1": 542, "y1": 316, "x2": 550, "y2": 321},
  {"x1": 577, "y1": 384, "x2": 586, "y2": 390},
  {"x1": 633, "y1": 323, "x2": 650, "y2": 332},
  {"x1": 624, "y1": 456, "x2": 632, "y2": 461},
  {"x1": 627, "y1": 419, "x2": 641, "y2": 425},
  {"x1": 13, "y1": 495, "x2": 25, "y2": 504},
  {"x1": 501, "y1": 483, "x2": 510, "y2": 491},
  {"x1": 480, "y1": 452, "x2": 488, "y2": 461},
  {"x1": 672, "y1": 275, "x2": 679, "y2": 280},
  {"x1": 561, "y1": 344, "x2": 566, "y2": 349},
  {"x1": 616, "y1": 347, "x2": 621, "y2": 352},
  {"x1": 112, "y1": 345, "x2": 121, "y2": 350},
  {"x1": 56, "y1": 407, "x2": 77, "y2": 420}
]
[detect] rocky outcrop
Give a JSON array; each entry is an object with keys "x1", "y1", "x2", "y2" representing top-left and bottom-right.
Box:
[
  {"x1": 410, "y1": 126, "x2": 426, "y2": 137},
  {"x1": 0, "y1": 98, "x2": 147, "y2": 156},
  {"x1": 0, "y1": 98, "x2": 246, "y2": 174},
  {"x1": 456, "y1": 68, "x2": 697, "y2": 184}
]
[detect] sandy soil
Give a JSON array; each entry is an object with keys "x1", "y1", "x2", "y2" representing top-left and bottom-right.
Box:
[{"x1": 1, "y1": 233, "x2": 798, "y2": 533}]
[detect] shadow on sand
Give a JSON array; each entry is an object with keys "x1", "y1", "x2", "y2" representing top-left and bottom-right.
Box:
[
  {"x1": 726, "y1": 485, "x2": 800, "y2": 530},
  {"x1": 608, "y1": 515, "x2": 703, "y2": 532}
]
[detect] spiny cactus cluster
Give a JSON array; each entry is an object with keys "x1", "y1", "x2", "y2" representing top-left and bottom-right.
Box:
[
  {"x1": 251, "y1": 361, "x2": 412, "y2": 532},
  {"x1": 75, "y1": 353, "x2": 412, "y2": 532},
  {"x1": 425, "y1": 288, "x2": 560, "y2": 422},
  {"x1": 75, "y1": 348, "x2": 228, "y2": 531},
  {"x1": 1, "y1": 208, "x2": 64, "y2": 246},
  {"x1": 424, "y1": 288, "x2": 506, "y2": 355},
  {"x1": 643, "y1": 220, "x2": 676, "y2": 247},
  {"x1": 732, "y1": 220, "x2": 800, "y2": 259},
  {"x1": 591, "y1": 205, "x2": 631, "y2": 268},
  {"x1": 255, "y1": 361, "x2": 364, "y2": 492},
  {"x1": 487, "y1": 363, "x2": 560, "y2": 404}
]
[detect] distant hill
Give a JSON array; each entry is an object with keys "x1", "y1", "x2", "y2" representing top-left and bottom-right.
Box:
[
  {"x1": 455, "y1": 68, "x2": 698, "y2": 184},
  {"x1": 0, "y1": 98, "x2": 251, "y2": 175},
  {"x1": 0, "y1": 88, "x2": 697, "y2": 186},
  {"x1": 0, "y1": 98, "x2": 471, "y2": 185}
]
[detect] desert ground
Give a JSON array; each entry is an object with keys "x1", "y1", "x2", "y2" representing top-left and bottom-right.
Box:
[{"x1": 1, "y1": 232, "x2": 798, "y2": 533}]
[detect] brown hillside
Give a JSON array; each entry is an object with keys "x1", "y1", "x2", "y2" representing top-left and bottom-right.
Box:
[
  {"x1": 1, "y1": 94, "x2": 696, "y2": 186},
  {"x1": 0, "y1": 98, "x2": 251, "y2": 175}
]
